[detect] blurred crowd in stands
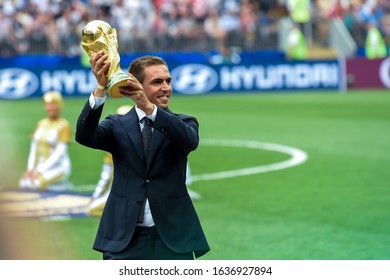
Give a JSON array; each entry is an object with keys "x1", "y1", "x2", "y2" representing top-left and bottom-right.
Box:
[{"x1": 0, "y1": 0, "x2": 389, "y2": 57}]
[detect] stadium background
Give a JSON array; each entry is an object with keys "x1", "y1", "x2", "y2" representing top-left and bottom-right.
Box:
[{"x1": 0, "y1": 0, "x2": 390, "y2": 260}]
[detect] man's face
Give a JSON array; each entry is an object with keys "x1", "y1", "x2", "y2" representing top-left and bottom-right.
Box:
[{"x1": 142, "y1": 64, "x2": 172, "y2": 110}]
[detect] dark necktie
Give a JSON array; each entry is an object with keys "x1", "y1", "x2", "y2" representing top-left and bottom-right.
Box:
[
  {"x1": 138, "y1": 117, "x2": 153, "y2": 224},
  {"x1": 141, "y1": 117, "x2": 153, "y2": 162}
]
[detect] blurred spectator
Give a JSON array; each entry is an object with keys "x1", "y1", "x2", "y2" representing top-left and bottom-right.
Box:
[
  {"x1": 382, "y1": 11, "x2": 390, "y2": 46},
  {"x1": 365, "y1": 22, "x2": 387, "y2": 58},
  {"x1": 286, "y1": 23, "x2": 308, "y2": 59},
  {"x1": 287, "y1": 0, "x2": 311, "y2": 24},
  {"x1": 0, "y1": 10, "x2": 17, "y2": 56},
  {"x1": 204, "y1": 8, "x2": 226, "y2": 52},
  {"x1": 311, "y1": 0, "x2": 330, "y2": 46},
  {"x1": 327, "y1": 0, "x2": 349, "y2": 19}
]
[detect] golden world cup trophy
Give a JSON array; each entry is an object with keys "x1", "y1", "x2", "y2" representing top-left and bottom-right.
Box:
[{"x1": 81, "y1": 20, "x2": 134, "y2": 98}]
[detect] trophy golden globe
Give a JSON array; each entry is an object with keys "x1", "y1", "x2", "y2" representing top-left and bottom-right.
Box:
[{"x1": 81, "y1": 20, "x2": 134, "y2": 98}]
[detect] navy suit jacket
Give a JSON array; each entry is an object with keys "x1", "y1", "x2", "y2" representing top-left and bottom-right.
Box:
[{"x1": 76, "y1": 100, "x2": 209, "y2": 258}]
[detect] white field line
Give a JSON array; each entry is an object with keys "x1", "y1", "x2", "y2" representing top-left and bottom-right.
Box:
[
  {"x1": 74, "y1": 139, "x2": 308, "y2": 189},
  {"x1": 191, "y1": 139, "x2": 308, "y2": 182}
]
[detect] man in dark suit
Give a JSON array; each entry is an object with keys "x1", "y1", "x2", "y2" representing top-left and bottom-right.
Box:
[{"x1": 76, "y1": 52, "x2": 210, "y2": 260}]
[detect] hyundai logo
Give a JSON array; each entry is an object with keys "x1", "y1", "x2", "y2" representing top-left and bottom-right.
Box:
[
  {"x1": 171, "y1": 64, "x2": 218, "y2": 94},
  {"x1": 380, "y1": 57, "x2": 390, "y2": 88},
  {"x1": 0, "y1": 68, "x2": 39, "y2": 99}
]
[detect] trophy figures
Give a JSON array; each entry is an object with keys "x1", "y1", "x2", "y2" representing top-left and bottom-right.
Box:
[{"x1": 81, "y1": 20, "x2": 133, "y2": 98}]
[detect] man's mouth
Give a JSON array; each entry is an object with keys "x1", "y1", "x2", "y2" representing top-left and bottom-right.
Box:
[{"x1": 157, "y1": 94, "x2": 170, "y2": 101}]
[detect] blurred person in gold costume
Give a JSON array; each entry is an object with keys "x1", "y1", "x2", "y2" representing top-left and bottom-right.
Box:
[{"x1": 19, "y1": 91, "x2": 72, "y2": 191}]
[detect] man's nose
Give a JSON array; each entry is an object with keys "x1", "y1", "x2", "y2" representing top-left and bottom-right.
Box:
[{"x1": 161, "y1": 82, "x2": 171, "y2": 90}]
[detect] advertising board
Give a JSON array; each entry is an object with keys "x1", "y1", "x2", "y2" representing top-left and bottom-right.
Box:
[{"x1": 0, "y1": 54, "x2": 341, "y2": 99}]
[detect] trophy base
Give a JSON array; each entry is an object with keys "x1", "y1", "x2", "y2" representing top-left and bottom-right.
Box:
[{"x1": 107, "y1": 72, "x2": 133, "y2": 98}]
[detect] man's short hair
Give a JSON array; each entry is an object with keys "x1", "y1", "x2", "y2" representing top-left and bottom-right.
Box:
[{"x1": 128, "y1": 56, "x2": 168, "y2": 84}]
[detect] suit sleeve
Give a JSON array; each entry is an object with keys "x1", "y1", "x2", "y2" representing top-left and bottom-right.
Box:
[
  {"x1": 153, "y1": 107, "x2": 199, "y2": 154},
  {"x1": 75, "y1": 100, "x2": 113, "y2": 152}
]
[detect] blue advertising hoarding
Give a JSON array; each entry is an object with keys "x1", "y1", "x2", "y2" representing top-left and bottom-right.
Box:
[{"x1": 0, "y1": 54, "x2": 342, "y2": 99}]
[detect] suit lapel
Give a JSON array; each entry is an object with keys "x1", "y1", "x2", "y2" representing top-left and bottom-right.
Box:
[
  {"x1": 119, "y1": 109, "x2": 144, "y2": 162},
  {"x1": 147, "y1": 108, "x2": 172, "y2": 169}
]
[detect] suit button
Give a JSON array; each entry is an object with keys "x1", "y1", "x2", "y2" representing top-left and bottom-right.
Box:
[
  {"x1": 137, "y1": 200, "x2": 142, "y2": 204},
  {"x1": 145, "y1": 179, "x2": 150, "y2": 183}
]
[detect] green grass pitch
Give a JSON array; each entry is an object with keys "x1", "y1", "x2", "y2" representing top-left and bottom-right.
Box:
[{"x1": 0, "y1": 89, "x2": 389, "y2": 260}]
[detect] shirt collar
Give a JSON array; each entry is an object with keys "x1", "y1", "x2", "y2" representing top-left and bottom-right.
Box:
[{"x1": 135, "y1": 104, "x2": 157, "y2": 122}]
